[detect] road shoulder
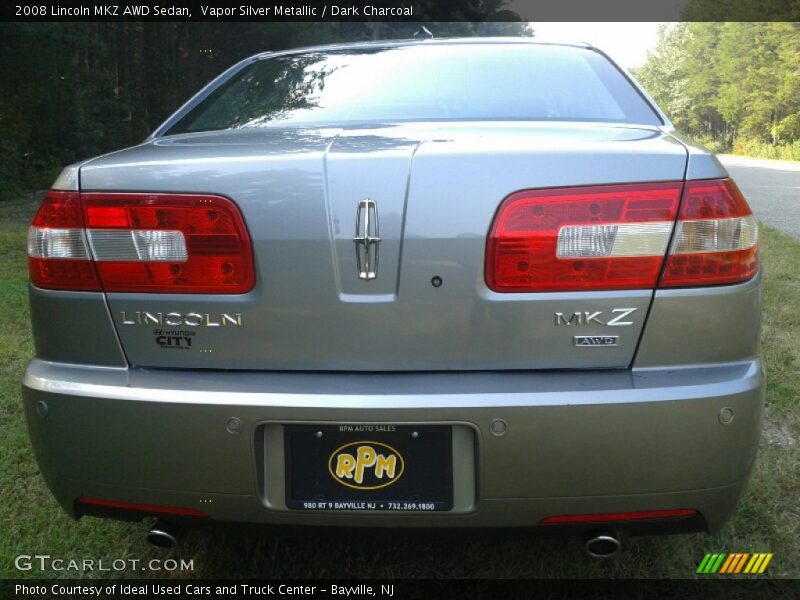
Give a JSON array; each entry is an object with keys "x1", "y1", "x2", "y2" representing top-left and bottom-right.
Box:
[{"x1": 719, "y1": 154, "x2": 800, "y2": 172}]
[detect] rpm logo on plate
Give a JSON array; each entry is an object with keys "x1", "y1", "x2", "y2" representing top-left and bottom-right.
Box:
[{"x1": 328, "y1": 442, "x2": 405, "y2": 490}]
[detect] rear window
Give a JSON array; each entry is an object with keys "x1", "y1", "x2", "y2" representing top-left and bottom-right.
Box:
[{"x1": 165, "y1": 44, "x2": 662, "y2": 134}]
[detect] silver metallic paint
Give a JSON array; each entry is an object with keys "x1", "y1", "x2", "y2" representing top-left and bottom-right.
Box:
[
  {"x1": 22, "y1": 357, "x2": 763, "y2": 530},
  {"x1": 23, "y1": 39, "x2": 764, "y2": 535},
  {"x1": 79, "y1": 123, "x2": 688, "y2": 370}
]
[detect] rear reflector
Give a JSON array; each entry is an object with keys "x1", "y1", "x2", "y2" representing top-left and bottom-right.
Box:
[
  {"x1": 486, "y1": 178, "x2": 758, "y2": 292},
  {"x1": 76, "y1": 497, "x2": 208, "y2": 518},
  {"x1": 28, "y1": 191, "x2": 254, "y2": 294},
  {"x1": 539, "y1": 508, "x2": 698, "y2": 524}
]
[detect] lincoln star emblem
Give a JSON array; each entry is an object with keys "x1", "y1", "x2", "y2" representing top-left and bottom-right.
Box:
[{"x1": 353, "y1": 199, "x2": 381, "y2": 280}]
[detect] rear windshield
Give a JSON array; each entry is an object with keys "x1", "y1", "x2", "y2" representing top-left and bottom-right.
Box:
[{"x1": 165, "y1": 44, "x2": 662, "y2": 134}]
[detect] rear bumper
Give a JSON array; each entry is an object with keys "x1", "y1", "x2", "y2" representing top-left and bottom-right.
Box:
[{"x1": 22, "y1": 358, "x2": 764, "y2": 533}]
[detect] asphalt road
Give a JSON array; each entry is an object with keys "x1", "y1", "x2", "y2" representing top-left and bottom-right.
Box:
[{"x1": 719, "y1": 155, "x2": 800, "y2": 240}]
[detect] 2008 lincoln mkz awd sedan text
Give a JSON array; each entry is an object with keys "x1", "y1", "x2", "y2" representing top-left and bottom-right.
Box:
[{"x1": 22, "y1": 38, "x2": 763, "y2": 556}]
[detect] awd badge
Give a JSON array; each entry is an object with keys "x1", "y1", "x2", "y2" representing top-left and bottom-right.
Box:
[{"x1": 574, "y1": 335, "x2": 619, "y2": 347}]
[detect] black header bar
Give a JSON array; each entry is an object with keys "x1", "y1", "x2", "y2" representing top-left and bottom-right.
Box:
[{"x1": 3, "y1": 0, "x2": 800, "y2": 23}]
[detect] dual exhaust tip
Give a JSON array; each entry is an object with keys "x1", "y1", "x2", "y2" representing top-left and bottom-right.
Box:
[
  {"x1": 146, "y1": 520, "x2": 183, "y2": 550},
  {"x1": 585, "y1": 531, "x2": 622, "y2": 558}
]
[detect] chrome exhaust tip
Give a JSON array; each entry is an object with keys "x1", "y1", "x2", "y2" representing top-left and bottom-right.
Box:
[
  {"x1": 146, "y1": 520, "x2": 183, "y2": 550},
  {"x1": 585, "y1": 532, "x2": 622, "y2": 558}
]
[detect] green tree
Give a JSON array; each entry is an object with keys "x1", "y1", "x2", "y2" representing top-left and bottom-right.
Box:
[
  {"x1": 636, "y1": 20, "x2": 800, "y2": 158},
  {"x1": 0, "y1": 18, "x2": 531, "y2": 193}
]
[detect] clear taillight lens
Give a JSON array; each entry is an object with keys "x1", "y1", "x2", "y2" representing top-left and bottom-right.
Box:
[
  {"x1": 28, "y1": 191, "x2": 254, "y2": 294},
  {"x1": 27, "y1": 191, "x2": 101, "y2": 291}
]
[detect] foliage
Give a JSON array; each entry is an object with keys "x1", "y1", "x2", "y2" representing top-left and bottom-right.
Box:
[
  {"x1": 0, "y1": 20, "x2": 531, "y2": 191},
  {"x1": 733, "y1": 138, "x2": 800, "y2": 162},
  {"x1": 635, "y1": 22, "x2": 800, "y2": 159}
]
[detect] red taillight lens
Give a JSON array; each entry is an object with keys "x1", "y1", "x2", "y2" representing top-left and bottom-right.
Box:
[
  {"x1": 486, "y1": 182, "x2": 683, "y2": 292},
  {"x1": 76, "y1": 497, "x2": 208, "y2": 517},
  {"x1": 660, "y1": 179, "x2": 759, "y2": 287},
  {"x1": 28, "y1": 192, "x2": 254, "y2": 294},
  {"x1": 485, "y1": 179, "x2": 758, "y2": 292}
]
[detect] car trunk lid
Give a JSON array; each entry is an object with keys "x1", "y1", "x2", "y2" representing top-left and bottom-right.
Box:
[{"x1": 79, "y1": 122, "x2": 688, "y2": 370}]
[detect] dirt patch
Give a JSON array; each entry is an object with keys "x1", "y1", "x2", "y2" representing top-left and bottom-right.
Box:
[{"x1": 763, "y1": 416, "x2": 797, "y2": 448}]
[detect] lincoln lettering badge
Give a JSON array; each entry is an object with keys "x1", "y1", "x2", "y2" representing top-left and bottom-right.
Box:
[{"x1": 353, "y1": 199, "x2": 381, "y2": 280}]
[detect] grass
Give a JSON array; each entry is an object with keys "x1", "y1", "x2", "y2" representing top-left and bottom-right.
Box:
[{"x1": 0, "y1": 195, "x2": 797, "y2": 580}]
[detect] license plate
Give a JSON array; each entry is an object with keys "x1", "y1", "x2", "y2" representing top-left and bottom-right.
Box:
[{"x1": 285, "y1": 424, "x2": 453, "y2": 511}]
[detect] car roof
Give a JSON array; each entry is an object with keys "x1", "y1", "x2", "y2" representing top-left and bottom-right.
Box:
[{"x1": 253, "y1": 37, "x2": 595, "y2": 61}]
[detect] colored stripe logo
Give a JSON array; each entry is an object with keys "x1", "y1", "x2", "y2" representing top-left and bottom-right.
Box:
[{"x1": 697, "y1": 553, "x2": 773, "y2": 574}]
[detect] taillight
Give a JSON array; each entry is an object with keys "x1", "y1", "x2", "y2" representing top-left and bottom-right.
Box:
[
  {"x1": 28, "y1": 191, "x2": 254, "y2": 294},
  {"x1": 660, "y1": 179, "x2": 758, "y2": 287},
  {"x1": 486, "y1": 182, "x2": 683, "y2": 292},
  {"x1": 485, "y1": 179, "x2": 758, "y2": 292}
]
